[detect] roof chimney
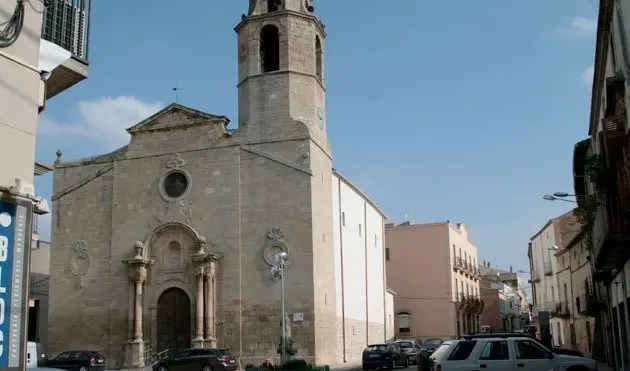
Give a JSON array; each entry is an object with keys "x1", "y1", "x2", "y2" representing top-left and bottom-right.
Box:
[
  {"x1": 488, "y1": 261, "x2": 491, "y2": 268},
  {"x1": 483, "y1": 260, "x2": 486, "y2": 266},
  {"x1": 510, "y1": 265, "x2": 513, "y2": 272}
]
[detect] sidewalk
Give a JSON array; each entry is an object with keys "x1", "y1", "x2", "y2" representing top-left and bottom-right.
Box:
[{"x1": 328, "y1": 362, "x2": 361, "y2": 371}]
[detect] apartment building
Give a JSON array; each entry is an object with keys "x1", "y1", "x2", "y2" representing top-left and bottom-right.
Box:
[
  {"x1": 479, "y1": 264, "x2": 530, "y2": 332},
  {"x1": 0, "y1": 0, "x2": 90, "y2": 367},
  {"x1": 554, "y1": 232, "x2": 601, "y2": 359},
  {"x1": 571, "y1": 0, "x2": 630, "y2": 368},
  {"x1": 385, "y1": 221, "x2": 481, "y2": 340},
  {"x1": 528, "y1": 210, "x2": 578, "y2": 347}
]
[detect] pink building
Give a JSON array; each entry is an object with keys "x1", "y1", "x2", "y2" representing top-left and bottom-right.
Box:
[{"x1": 385, "y1": 221, "x2": 482, "y2": 340}]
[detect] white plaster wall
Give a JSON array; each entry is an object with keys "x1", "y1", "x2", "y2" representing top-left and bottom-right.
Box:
[
  {"x1": 366, "y1": 204, "x2": 385, "y2": 324},
  {"x1": 385, "y1": 292, "x2": 394, "y2": 340},
  {"x1": 331, "y1": 173, "x2": 386, "y2": 323}
]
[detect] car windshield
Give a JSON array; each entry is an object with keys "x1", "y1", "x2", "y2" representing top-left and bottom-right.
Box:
[
  {"x1": 398, "y1": 342, "x2": 413, "y2": 349},
  {"x1": 424, "y1": 339, "x2": 443, "y2": 347},
  {"x1": 365, "y1": 345, "x2": 388, "y2": 352}
]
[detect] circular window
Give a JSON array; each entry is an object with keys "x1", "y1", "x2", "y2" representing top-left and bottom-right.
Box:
[{"x1": 163, "y1": 171, "x2": 189, "y2": 199}]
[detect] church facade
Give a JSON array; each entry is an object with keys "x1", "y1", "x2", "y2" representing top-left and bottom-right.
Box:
[{"x1": 47, "y1": 0, "x2": 389, "y2": 367}]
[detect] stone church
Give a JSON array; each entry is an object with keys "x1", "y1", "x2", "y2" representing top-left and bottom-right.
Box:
[{"x1": 48, "y1": 0, "x2": 389, "y2": 367}]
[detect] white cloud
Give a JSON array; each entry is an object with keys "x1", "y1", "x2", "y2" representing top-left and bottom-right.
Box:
[
  {"x1": 570, "y1": 16, "x2": 597, "y2": 37},
  {"x1": 39, "y1": 96, "x2": 164, "y2": 151},
  {"x1": 580, "y1": 65, "x2": 594, "y2": 86}
]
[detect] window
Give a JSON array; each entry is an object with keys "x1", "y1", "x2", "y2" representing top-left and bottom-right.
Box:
[
  {"x1": 54, "y1": 352, "x2": 71, "y2": 361},
  {"x1": 267, "y1": 0, "x2": 280, "y2": 12},
  {"x1": 385, "y1": 248, "x2": 391, "y2": 261},
  {"x1": 447, "y1": 341, "x2": 477, "y2": 360},
  {"x1": 479, "y1": 341, "x2": 509, "y2": 360},
  {"x1": 260, "y1": 25, "x2": 280, "y2": 72},
  {"x1": 341, "y1": 212, "x2": 345, "y2": 226},
  {"x1": 459, "y1": 248, "x2": 461, "y2": 258},
  {"x1": 315, "y1": 35, "x2": 322, "y2": 80},
  {"x1": 397, "y1": 312, "x2": 411, "y2": 333},
  {"x1": 374, "y1": 235, "x2": 377, "y2": 248},
  {"x1": 452, "y1": 245, "x2": 456, "y2": 259},
  {"x1": 455, "y1": 279, "x2": 459, "y2": 296},
  {"x1": 359, "y1": 224, "x2": 362, "y2": 236},
  {"x1": 514, "y1": 340, "x2": 549, "y2": 359}
]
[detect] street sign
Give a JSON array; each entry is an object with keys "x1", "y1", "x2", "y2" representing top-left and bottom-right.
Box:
[{"x1": 0, "y1": 197, "x2": 33, "y2": 371}]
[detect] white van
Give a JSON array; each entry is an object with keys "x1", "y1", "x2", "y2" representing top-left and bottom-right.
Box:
[{"x1": 26, "y1": 341, "x2": 46, "y2": 368}]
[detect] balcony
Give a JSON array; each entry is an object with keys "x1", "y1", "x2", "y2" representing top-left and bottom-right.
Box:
[
  {"x1": 531, "y1": 269, "x2": 541, "y2": 283},
  {"x1": 590, "y1": 139, "x2": 630, "y2": 274},
  {"x1": 543, "y1": 261, "x2": 553, "y2": 276},
  {"x1": 40, "y1": 0, "x2": 91, "y2": 99},
  {"x1": 550, "y1": 301, "x2": 570, "y2": 318},
  {"x1": 577, "y1": 279, "x2": 602, "y2": 316},
  {"x1": 453, "y1": 257, "x2": 464, "y2": 270}
]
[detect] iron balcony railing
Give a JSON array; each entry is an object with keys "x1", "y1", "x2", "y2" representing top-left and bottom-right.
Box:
[
  {"x1": 41, "y1": 0, "x2": 92, "y2": 61},
  {"x1": 531, "y1": 269, "x2": 541, "y2": 282},
  {"x1": 543, "y1": 261, "x2": 553, "y2": 276}
]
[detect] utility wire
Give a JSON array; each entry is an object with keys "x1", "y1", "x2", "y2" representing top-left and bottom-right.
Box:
[{"x1": 0, "y1": 0, "x2": 25, "y2": 48}]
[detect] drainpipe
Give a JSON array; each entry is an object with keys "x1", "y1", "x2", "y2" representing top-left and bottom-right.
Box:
[{"x1": 364, "y1": 201, "x2": 369, "y2": 345}]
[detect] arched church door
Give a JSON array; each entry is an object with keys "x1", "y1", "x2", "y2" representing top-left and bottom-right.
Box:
[{"x1": 157, "y1": 288, "x2": 191, "y2": 352}]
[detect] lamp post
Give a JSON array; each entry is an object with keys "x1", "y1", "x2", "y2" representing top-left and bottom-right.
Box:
[{"x1": 271, "y1": 251, "x2": 289, "y2": 364}]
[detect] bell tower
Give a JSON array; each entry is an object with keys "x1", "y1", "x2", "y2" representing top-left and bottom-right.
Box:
[{"x1": 235, "y1": 0, "x2": 328, "y2": 151}]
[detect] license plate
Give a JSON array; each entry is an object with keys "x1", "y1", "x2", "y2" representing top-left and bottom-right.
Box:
[
  {"x1": 229, "y1": 360, "x2": 236, "y2": 364},
  {"x1": 98, "y1": 360, "x2": 104, "y2": 363},
  {"x1": 369, "y1": 355, "x2": 380, "y2": 358}
]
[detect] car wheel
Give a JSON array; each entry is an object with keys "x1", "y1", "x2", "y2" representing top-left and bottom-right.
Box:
[
  {"x1": 404, "y1": 358, "x2": 409, "y2": 368},
  {"x1": 158, "y1": 365, "x2": 168, "y2": 371},
  {"x1": 201, "y1": 365, "x2": 212, "y2": 371},
  {"x1": 390, "y1": 359, "x2": 396, "y2": 369},
  {"x1": 79, "y1": 367, "x2": 88, "y2": 371}
]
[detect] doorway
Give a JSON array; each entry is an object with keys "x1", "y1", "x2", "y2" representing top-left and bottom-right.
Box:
[{"x1": 157, "y1": 287, "x2": 191, "y2": 352}]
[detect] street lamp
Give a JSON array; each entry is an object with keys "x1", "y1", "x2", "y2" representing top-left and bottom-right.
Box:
[
  {"x1": 542, "y1": 194, "x2": 577, "y2": 203},
  {"x1": 271, "y1": 251, "x2": 289, "y2": 364}
]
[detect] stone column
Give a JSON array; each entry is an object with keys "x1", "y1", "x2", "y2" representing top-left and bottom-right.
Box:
[
  {"x1": 127, "y1": 275, "x2": 134, "y2": 342},
  {"x1": 205, "y1": 262, "x2": 217, "y2": 347},
  {"x1": 193, "y1": 271, "x2": 205, "y2": 348},
  {"x1": 134, "y1": 279, "x2": 144, "y2": 341},
  {"x1": 125, "y1": 264, "x2": 147, "y2": 368}
]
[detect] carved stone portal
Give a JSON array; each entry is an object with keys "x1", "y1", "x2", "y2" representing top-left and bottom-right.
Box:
[
  {"x1": 263, "y1": 226, "x2": 288, "y2": 267},
  {"x1": 69, "y1": 240, "x2": 90, "y2": 289}
]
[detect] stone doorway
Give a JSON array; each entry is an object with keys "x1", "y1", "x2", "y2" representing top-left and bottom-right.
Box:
[{"x1": 157, "y1": 287, "x2": 191, "y2": 352}]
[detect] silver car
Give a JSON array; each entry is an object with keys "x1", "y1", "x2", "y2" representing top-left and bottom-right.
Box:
[{"x1": 395, "y1": 339, "x2": 421, "y2": 365}]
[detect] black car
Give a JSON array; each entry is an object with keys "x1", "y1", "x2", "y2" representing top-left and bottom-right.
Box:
[
  {"x1": 153, "y1": 348, "x2": 238, "y2": 371},
  {"x1": 44, "y1": 350, "x2": 106, "y2": 371},
  {"x1": 460, "y1": 332, "x2": 585, "y2": 357},
  {"x1": 362, "y1": 342, "x2": 409, "y2": 370},
  {"x1": 418, "y1": 339, "x2": 443, "y2": 356}
]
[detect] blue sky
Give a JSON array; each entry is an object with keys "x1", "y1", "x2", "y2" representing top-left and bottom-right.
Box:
[{"x1": 36, "y1": 0, "x2": 598, "y2": 274}]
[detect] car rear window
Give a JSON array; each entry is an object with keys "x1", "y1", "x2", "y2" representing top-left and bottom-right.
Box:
[
  {"x1": 429, "y1": 343, "x2": 451, "y2": 361},
  {"x1": 447, "y1": 340, "x2": 477, "y2": 361},
  {"x1": 365, "y1": 345, "x2": 388, "y2": 352},
  {"x1": 424, "y1": 339, "x2": 443, "y2": 347},
  {"x1": 398, "y1": 342, "x2": 413, "y2": 349}
]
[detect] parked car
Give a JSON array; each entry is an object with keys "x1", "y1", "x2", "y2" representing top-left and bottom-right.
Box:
[
  {"x1": 394, "y1": 339, "x2": 421, "y2": 364},
  {"x1": 428, "y1": 337, "x2": 597, "y2": 370},
  {"x1": 152, "y1": 348, "x2": 238, "y2": 371},
  {"x1": 418, "y1": 338, "x2": 443, "y2": 356},
  {"x1": 362, "y1": 342, "x2": 409, "y2": 370},
  {"x1": 461, "y1": 332, "x2": 585, "y2": 357},
  {"x1": 43, "y1": 350, "x2": 106, "y2": 371}
]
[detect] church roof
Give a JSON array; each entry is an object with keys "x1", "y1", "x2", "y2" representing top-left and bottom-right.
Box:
[
  {"x1": 333, "y1": 169, "x2": 387, "y2": 219},
  {"x1": 126, "y1": 103, "x2": 230, "y2": 134}
]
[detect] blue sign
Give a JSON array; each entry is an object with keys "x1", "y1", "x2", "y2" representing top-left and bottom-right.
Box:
[
  {"x1": 0, "y1": 199, "x2": 30, "y2": 370},
  {"x1": 0, "y1": 201, "x2": 16, "y2": 369}
]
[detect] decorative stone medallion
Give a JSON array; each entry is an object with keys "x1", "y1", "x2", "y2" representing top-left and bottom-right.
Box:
[
  {"x1": 263, "y1": 226, "x2": 289, "y2": 267},
  {"x1": 159, "y1": 153, "x2": 192, "y2": 202},
  {"x1": 156, "y1": 200, "x2": 193, "y2": 225},
  {"x1": 69, "y1": 240, "x2": 90, "y2": 289}
]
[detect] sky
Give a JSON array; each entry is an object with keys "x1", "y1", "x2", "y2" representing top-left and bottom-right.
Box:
[{"x1": 35, "y1": 0, "x2": 599, "y2": 276}]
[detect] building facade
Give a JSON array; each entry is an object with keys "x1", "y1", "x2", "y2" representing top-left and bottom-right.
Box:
[
  {"x1": 479, "y1": 264, "x2": 530, "y2": 332},
  {"x1": 528, "y1": 211, "x2": 577, "y2": 347},
  {"x1": 571, "y1": 1, "x2": 630, "y2": 368},
  {"x1": 1, "y1": 1, "x2": 89, "y2": 366},
  {"x1": 385, "y1": 221, "x2": 482, "y2": 340},
  {"x1": 47, "y1": 1, "x2": 390, "y2": 367}
]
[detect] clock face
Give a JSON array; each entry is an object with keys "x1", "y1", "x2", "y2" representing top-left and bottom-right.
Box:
[{"x1": 317, "y1": 108, "x2": 324, "y2": 129}]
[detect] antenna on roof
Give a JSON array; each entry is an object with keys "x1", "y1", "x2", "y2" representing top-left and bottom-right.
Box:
[{"x1": 172, "y1": 87, "x2": 184, "y2": 103}]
